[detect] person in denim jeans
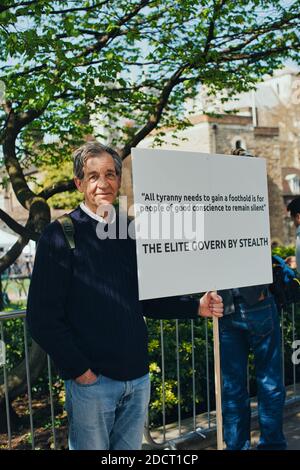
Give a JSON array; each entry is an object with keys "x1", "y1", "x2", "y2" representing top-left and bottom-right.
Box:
[
  {"x1": 64, "y1": 373, "x2": 151, "y2": 450},
  {"x1": 211, "y1": 146, "x2": 286, "y2": 450},
  {"x1": 217, "y1": 289, "x2": 286, "y2": 450}
]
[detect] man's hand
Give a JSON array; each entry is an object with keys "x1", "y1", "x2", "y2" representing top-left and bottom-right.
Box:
[
  {"x1": 75, "y1": 368, "x2": 98, "y2": 385},
  {"x1": 199, "y1": 291, "x2": 223, "y2": 318},
  {"x1": 285, "y1": 256, "x2": 297, "y2": 270}
]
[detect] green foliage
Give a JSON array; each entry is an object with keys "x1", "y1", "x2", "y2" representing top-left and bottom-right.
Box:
[
  {"x1": 2, "y1": 303, "x2": 300, "y2": 430},
  {"x1": 0, "y1": 0, "x2": 299, "y2": 167},
  {"x1": 147, "y1": 307, "x2": 300, "y2": 426},
  {"x1": 147, "y1": 318, "x2": 214, "y2": 427},
  {"x1": 1, "y1": 301, "x2": 26, "y2": 371},
  {"x1": 272, "y1": 245, "x2": 296, "y2": 259}
]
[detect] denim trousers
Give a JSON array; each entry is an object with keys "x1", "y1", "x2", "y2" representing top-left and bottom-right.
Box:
[
  {"x1": 219, "y1": 296, "x2": 286, "y2": 450},
  {"x1": 64, "y1": 372, "x2": 150, "y2": 450}
]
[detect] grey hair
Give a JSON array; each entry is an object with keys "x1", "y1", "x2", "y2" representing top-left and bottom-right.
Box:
[{"x1": 73, "y1": 141, "x2": 122, "y2": 180}]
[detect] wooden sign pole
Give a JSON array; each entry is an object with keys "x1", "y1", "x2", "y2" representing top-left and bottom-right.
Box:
[{"x1": 213, "y1": 314, "x2": 223, "y2": 450}]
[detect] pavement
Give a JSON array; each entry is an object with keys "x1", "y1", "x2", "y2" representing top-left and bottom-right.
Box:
[
  {"x1": 143, "y1": 388, "x2": 300, "y2": 451},
  {"x1": 189, "y1": 401, "x2": 300, "y2": 450}
]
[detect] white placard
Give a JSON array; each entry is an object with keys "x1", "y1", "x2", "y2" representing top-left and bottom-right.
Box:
[{"x1": 131, "y1": 148, "x2": 273, "y2": 300}]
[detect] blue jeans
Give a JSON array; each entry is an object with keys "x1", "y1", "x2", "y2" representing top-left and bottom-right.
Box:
[
  {"x1": 64, "y1": 372, "x2": 150, "y2": 450},
  {"x1": 219, "y1": 296, "x2": 286, "y2": 450}
]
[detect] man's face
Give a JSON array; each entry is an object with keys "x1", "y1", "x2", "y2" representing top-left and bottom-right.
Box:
[
  {"x1": 74, "y1": 153, "x2": 121, "y2": 212},
  {"x1": 292, "y1": 213, "x2": 300, "y2": 228}
]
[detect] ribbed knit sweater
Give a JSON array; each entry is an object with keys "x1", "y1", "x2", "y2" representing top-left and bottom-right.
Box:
[{"x1": 26, "y1": 206, "x2": 199, "y2": 381}]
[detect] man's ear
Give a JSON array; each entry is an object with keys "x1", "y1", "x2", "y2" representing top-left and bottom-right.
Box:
[{"x1": 74, "y1": 176, "x2": 84, "y2": 193}]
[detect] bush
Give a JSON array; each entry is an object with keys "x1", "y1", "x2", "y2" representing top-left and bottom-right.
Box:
[
  {"x1": 272, "y1": 245, "x2": 295, "y2": 259},
  {"x1": 147, "y1": 318, "x2": 214, "y2": 428},
  {"x1": 1, "y1": 302, "x2": 26, "y2": 371},
  {"x1": 2, "y1": 301, "x2": 299, "y2": 432}
]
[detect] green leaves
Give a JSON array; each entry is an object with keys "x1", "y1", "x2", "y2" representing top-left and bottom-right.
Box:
[{"x1": 0, "y1": 0, "x2": 299, "y2": 168}]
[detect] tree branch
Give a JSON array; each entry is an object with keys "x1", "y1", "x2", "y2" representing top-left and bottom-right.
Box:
[
  {"x1": 0, "y1": 234, "x2": 29, "y2": 273},
  {"x1": 203, "y1": 0, "x2": 226, "y2": 55},
  {"x1": 118, "y1": 2, "x2": 229, "y2": 159},
  {"x1": 120, "y1": 66, "x2": 186, "y2": 158},
  {"x1": 5, "y1": 1, "x2": 153, "y2": 81},
  {"x1": 0, "y1": 102, "x2": 13, "y2": 138},
  {"x1": 0, "y1": 205, "x2": 43, "y2": 272},
  {"x1": 2, "y1": 107, "x2": 46, "y2": 210},
  {"x1": 48, "y1": 0, "x2": 111, "y2": 15},
  {"x1": 220, "y1": 43, "x2": 300, "y2": 63},
  {"x1": 0, "y1": 0, "x2": 38, "y2": 14},
  {"x1": 0, "y1": 208, "x2": 39, "y2": 241},
  {"x1": 4, "y1": 64, "x2": 46, "y2": 80},
  {"x1": 39, "y1": 179, "x2": 76, "y2": 200},
  {"x1": 218, "y1": 12, "x2": 300, "y2": 55},
  {"x1": 77, "y1": 0, "x2": 152, "y2": 60}
]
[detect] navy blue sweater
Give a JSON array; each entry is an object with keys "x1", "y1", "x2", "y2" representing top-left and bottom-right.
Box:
[{"x1": 26, "y1": 206, "x2": 199, "y2": 381}]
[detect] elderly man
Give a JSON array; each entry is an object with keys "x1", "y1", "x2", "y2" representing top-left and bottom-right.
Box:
[
  {"x1": 287, "y1": 196, "x2": 300, "y2": 275},
  {"x1": 27, "y1": 141, "x2": 223, "y2": 451}
]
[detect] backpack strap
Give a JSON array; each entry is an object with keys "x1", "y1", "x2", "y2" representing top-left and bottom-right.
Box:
[{"x1": 57, "y1": 214, "x2": 75, "y2": 250}]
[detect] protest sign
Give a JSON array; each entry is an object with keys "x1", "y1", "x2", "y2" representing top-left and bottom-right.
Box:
[{"x1": 132, "y1": 148, "x2": 272, "y2": 301}]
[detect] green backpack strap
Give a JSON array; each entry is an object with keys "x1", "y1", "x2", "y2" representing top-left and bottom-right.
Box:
[{"x1": 57, "y1": 214, "x2": 75, "y2": 250}]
